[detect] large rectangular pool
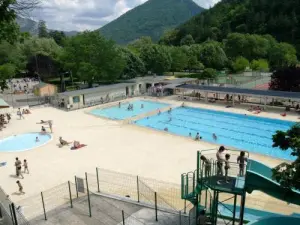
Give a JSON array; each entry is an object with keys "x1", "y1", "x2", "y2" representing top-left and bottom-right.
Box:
[
  {"x1": 90, "y1": 100, "x2": 170, "y2": 120},
  {"x1": 135, "y1": 106, "x2": 295, "y2": 160}
]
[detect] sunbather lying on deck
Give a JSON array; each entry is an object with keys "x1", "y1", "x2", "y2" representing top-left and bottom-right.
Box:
[{"x1": 59, "y1": 137, "x2": 72, "y2": 146}]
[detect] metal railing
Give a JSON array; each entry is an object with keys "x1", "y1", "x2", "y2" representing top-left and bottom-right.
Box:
[{"x1": 11, "y1": 168, "x2": 195, "y2": 225}]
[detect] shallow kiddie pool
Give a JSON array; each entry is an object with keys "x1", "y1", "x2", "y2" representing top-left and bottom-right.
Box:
[{"x1": 0, "y1": 133, "x2": 52, "y2": 152}]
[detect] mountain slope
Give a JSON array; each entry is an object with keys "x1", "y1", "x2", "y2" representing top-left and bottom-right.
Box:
[
  {"x1": 171, "y1": 0, "x2": 300, "y2": 51},
  {"x1": 99, "y1": 0, "x2": 204, "y2": 44},
  {"x1": 16, "y1": 16, "x2": 78, "y2": 36}
]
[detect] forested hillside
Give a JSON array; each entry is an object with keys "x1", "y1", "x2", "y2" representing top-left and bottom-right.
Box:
[
  {"x1": 99, "y1": 0, "x2": 204, "y2": 44},
  {"x1": 165, "y1": 0, "x2": 300, "y2": 52}
]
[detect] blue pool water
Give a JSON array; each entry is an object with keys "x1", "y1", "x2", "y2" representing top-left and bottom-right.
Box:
[
  {"x1": 90, "y1": 100, "x2": 170, "y2": 120},
  {"x1": 135, "y1": 107, "x2": 295, "y2": 160},
  {"x1": 0, "y1": 133, "x2": 51, "y2": 152}
]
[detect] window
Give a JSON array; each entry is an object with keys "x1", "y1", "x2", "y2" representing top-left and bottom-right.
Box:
[{"x1": 73, "y1": 96, "x2": 80, "y2": 103}]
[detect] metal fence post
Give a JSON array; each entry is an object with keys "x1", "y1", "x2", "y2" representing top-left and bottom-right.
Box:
[
  {"x1": 68, "y1": 181, "x2": 73, "y2": 208},
  {"x1": 9, "y1": 204, "x2": 15, "y2": 225},
  {"x1": 96, "y1": 168, "x2": 100, "y2": 193},
  {"x1": 179, "y1": 211, "x2": 182, "y2": 225},
  {"x1": 154, "y1": 192, "x2": 158, "y2": 221},
  {"x1": 85, "y1": 172, "x2": 92, "y2": 217},
  {"x1": 75, "y1": 176, "x2": 78, "y2": 198},
  {"x1": 11, "y1": 203, "x2": 18, "y2": 225},
  {"x1": 136, "y1": 176, "x2": 140, "y2": 202},
  {"x1": 41, "y1": 192, "x2": 47, "y2": 220},
  {"x1": 184, "y1": 199, "x2": 186, "y2": 214},
  {"x1": 122, "y1": 210, "x2": 125, "y2": 225}
]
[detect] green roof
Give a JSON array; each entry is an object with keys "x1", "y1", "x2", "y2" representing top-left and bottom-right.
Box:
[{"x1": 0, "y1": 98, "x2": 9, "y2": 107}]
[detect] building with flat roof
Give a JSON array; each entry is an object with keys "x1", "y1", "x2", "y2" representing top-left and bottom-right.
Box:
[{"x1": 54, "y1": 76, "x2": 197, "y2": 110}]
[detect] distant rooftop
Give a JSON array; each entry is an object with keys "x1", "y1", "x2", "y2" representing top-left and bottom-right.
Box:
[
  {"x1": 59, "y1": 76, "x2": 196, "y2": 97},
  {"x1": 59, "y1": 83, "x2": 131, "y2": 97},
  {"x1": 177, "y1": 84, "x2": 300, "y2": 100}
]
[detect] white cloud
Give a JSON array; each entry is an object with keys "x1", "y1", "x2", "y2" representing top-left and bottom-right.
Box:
[{"x1": 30, "y1": 0, "x2": 219, "y2": 31}]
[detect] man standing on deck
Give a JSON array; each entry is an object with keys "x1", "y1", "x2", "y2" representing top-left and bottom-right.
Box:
[{"x1": 216, "y1": 146, "x2": 226, "y2": 184}]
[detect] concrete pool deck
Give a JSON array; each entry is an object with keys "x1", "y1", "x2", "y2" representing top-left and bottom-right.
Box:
[{"x1": 0, "y1": 97, "x2": 299, "y2": 216}]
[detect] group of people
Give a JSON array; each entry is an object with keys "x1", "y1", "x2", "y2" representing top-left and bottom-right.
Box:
[
  {"x1": 59, "y1": 137, "x2": 83, "y2": 149},
  {"x1": 6, "y1": 78, "x2": 39, "y2": 94},
  {"x1": 17, "y1": 108, "x2": 31, "y2": 119},
  {"x1": 14, "y1": 157, "x2": 29, "y2": 194},
  {"x1": 37, "y1": 120, "x2": 53, "y2": 133},
  {"x1": 0, "y1": 113, "x2": 10, "y2": 131},
  {"x1": 200, "y1": 146, "x2": 248, "y2": 185}
]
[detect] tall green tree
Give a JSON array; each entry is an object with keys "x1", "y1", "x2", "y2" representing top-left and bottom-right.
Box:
[
  {"x1": 232, "y1": 56, "x2": 250, "y2": 73},
  {"x1": 251, "y1": 59, "x2": 269, "y2": 72},
  {"x1": 268, "y1": 43, "x2": 298, "y2": 69},
  {"x1": 180, "y1": 34, "x2": 195, "y2": 46},
  {"x1": 119, "y1": 47, "x2": 146, "y2": 79},
  {"x1": 61, "y1": 31, "x2": 125, "y2": 86},
  {"x1": 140, "y1": 44, "x2": 171, "y2": 74},
  {"x1": 20, "y1": 37, "x2": 62, "y2": 78},
  {"x1": 169, "y1": 47, "x2": 188, "y2": 75},
  {"x1": 38, "y1": 20, "x2": 48, "y2": 38},
  {"x1": 0, "y1": 63, "x2": 16, "y2": 91},
  {"x1": 199, "y1": 41, "x2": 227, "y2": 69},
  {"x1": 272, "y1": 123, "x2": 300, "y2": 190},
  {"x1": 48, "y1": 30, "x2": 66, "y2": 46}
]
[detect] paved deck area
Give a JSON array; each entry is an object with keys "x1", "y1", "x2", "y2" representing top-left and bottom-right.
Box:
[
  {"x1": 27, "y1": 194, "x2": 186, "y2": 225},
  {"x1": 0, "y1": 97, "x2": 299, "y2": 219}
]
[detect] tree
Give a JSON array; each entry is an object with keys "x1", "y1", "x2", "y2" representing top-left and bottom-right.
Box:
[
  {"x1": 61, "y1": 31, "x2": 125, "y2": 86},
  {"x1": 159, "y1": 29, "x2": 179, "y2": 46},
  {"x1": 48, "y1": 30, "x2": 66, "y2": 46},
  {"x1": 0, "y1": 0, "x2": 40, "y2": 43},
  {"x1": 224, "y1": 33, "x2": 271, "y2": 60},
  {"x1": 127, "y1": 36, "x2": 153, "y2": 55},
  {"x1": 0, "y1": 63, "x2": 16, "y2": 91},
  {"x1": 272, "y1": 123, "x2": 300, "y2": 190},
  {"x1": 268, "y1": 43, "x2": 298, "y2": 69},
  {"x1": 180, "y1": 34, "x2": 195, "y2": 46},
  {"x1": 232, "y1": 56, "x2": 250, "y2": 72},
  {"x1": 251, "y1": 59, "x2": 269, "y2": 72},
  {"x1": 20, "y1": 37, "x2": 62, "y2": 78},
  {"x1": 199, "y1": 41, "x2": 227, "y2": 69},
  {"x1": 140, "y1": 44, "x2": 171, "y2": 74},
  {"x1": 201, "y1": 68, "x2": 217, "y2": 80},
  {"x1": 169, "y1": 47, "x2": 188, "y2": 75},
  {"x1": 269, "y1": 66, "x2": 300, "y2": 92},
  {"x1": 38, "y1": 20, "x2": 48, "y2": 38},
  {"x1": 119, "y1": 47, "x2": 146, "y2": 79}
]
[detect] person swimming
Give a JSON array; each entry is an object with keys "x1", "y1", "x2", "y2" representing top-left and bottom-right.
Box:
[
  {"x1": 35, "y1": 137, "x2": 39, "y2": 142},
  {"x1": 213, "y1": 133, "x2": 217, "y2": 141}
]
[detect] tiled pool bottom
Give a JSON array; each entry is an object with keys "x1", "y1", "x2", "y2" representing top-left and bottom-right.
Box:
[
  {"x1": 89, "y1": 100, "x2": 170, "y2": 120},
  {"x1": 135, "y1": 106, "x2": 295, "y2": 160}
]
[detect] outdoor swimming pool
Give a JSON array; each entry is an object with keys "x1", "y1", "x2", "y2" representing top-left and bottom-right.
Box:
[
  {"x1": 0, "y1": 133, "x2": 52, "y2": 152},
  {"x1": 135, "y1": 106, "x2": 295, "y2": 160},
  {"x1": 90, "y1": 100, "x2": 170, "y2": 120}
]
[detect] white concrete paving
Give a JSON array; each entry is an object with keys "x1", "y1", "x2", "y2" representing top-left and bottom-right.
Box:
[{"x1": 0, "y1": 97, "x2": 299, "y2": 216}]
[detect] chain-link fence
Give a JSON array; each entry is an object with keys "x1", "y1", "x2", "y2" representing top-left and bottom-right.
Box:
[
  {"x1": 10, "y1": 168, "x2": 196, "y2": 225},
  {"x1": 0, "y1": 186, "x2": 30, "y2": 225}
]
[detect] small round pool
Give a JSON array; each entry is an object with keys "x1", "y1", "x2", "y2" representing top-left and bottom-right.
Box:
[{"x1": 0, "y1": 133, "x2": 52, "y2": 152}]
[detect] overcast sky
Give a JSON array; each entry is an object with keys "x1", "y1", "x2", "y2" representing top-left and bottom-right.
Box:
[{"x1": 31, "y1": 0, "x2": 220, "y2": 31}]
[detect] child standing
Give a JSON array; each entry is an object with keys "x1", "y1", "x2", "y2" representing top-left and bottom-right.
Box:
[
  {"x1": 16, "y1": 181, "x2": 24, "y2": 194},
  {"x1": 224, "y1": 154, "x2": 231, "y2": 183},
  {"x1": 200, "y1": 155, "x2": 211, "y2": 178},
  {"x1": 237, "y1": 151, "x2": 248, "y2": 176},
  {"x1": 23, "y1": 159, "x2": 29, "y2": 174}
]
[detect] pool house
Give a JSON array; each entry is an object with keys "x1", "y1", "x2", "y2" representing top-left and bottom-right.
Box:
[
  {"x1": 54, "y1": 76, "x2": 197, "y2": 110},
  {"x1": 174, "y1": 84, "x2": 300, "y2": 110}
]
